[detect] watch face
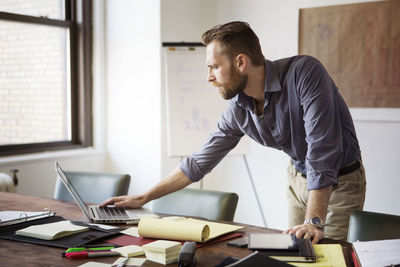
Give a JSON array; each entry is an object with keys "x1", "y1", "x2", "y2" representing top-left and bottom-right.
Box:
[{"x1": 311, "y1": 217, "x2": 322, "y2": 224}]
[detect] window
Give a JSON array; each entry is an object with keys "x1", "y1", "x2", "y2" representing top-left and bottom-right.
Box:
[{"x1": 0, "y1": 0, "x2": 92, "y2": 156}]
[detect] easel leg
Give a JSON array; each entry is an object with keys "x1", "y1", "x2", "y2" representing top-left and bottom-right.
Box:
[{"x1": 243, "y1": 155, "x2": 268, "y2": 227}]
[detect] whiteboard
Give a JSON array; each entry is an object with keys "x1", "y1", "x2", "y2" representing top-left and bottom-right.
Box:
[{"x1": 164, "y1": 45, "x2": 249, "y2": 157}]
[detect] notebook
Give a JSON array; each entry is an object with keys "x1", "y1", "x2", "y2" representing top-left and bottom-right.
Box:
[
  {"x1": 248, "y1": 233, "x2": 316, "y2": 263},
  {"x1": 15, "y1": 220, "x2": 89, "y2": 240},
  {"x1": 55, "y1": 162, "x2": 154, "y2": 224},
  {"x1": 225, "y1": 251, "x2": 295, "y2": 267}
]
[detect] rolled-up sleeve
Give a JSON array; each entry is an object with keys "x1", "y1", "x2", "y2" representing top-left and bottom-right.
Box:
[
  {"x1": 179, "y1": 103, "x2": 244, "y2": 182},
  {"x1": 297, "y1": 58, "x2": 342, "y2": 190}
]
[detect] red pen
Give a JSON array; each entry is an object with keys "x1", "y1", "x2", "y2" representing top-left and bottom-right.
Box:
[{"x1": 65, "y1": 251, "x2": 120, "y2": 259}]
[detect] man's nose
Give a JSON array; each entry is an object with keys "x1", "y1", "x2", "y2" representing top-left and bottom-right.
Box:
[{"x1": 207, "y1": 72, "x2": 215, "y2": 82}]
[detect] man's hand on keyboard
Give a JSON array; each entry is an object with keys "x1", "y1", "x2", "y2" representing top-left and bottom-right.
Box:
[
  {"x1": 100, "y1": 167, "x2": 192, "y2": 210},
  {"x1": 99, "y1": 195, "x2": 146, "y2": 208}
]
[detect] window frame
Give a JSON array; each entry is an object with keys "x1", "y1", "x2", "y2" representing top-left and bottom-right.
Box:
[{"x1": 0, "y1": 0, "x2": 93, "y2": 156}]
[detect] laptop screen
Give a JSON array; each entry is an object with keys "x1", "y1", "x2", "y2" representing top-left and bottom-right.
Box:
[{"x1": 55, "y1": 162, "x2": 91, "y2": 219}]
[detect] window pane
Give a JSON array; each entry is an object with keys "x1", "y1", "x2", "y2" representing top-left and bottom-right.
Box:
[
  {"x1": 0, "y1": 20, "x2": 71, "y2": 145},
  {"x1": 0, "y1": 0, "x2": 65, "y2": 20}
]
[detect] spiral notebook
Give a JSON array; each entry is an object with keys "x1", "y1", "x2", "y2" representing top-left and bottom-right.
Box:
[{"x1": 0, "y1": 208, "x2": 55, "y2": 227}]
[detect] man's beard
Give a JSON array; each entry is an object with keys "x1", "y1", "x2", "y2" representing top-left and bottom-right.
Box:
[{"x1": 214, "y1": 66, "x2": 248, "y2": 100}]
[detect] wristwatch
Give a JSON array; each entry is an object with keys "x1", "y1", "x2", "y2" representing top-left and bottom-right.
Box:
[{"x1": 304, "y1": 217, "x2": 325, "y2": 231}]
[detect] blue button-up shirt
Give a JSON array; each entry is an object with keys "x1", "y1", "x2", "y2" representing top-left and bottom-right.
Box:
[{"x1": 180, "y1": 56, "x2": 360, "y2": 190}]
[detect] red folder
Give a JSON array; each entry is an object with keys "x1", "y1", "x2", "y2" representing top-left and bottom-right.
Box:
[{"x1": 352, "y1": 251, "x2": 361, "y2": 267}]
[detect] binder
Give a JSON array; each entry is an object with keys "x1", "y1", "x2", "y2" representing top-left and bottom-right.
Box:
[
  {"x1": 248, "y1": 233, "x2": 316, "y2": 263},
  {"x1": 0, "y1": 208, "x2": 55, "y2": 227},
  {"x1": 224, "y1": 251, "x2": 295, "y2": 266},
  {"x1": 0, "y1": 215, "x2": 121, "y2": 248}
]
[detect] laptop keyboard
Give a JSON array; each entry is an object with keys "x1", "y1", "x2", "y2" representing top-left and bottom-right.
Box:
[{"x1": 95, "y1": 206, "x2": 129, "y2": 219}]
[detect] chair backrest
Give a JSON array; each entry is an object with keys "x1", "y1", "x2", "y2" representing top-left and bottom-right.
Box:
[
  {"x1": 347, "y1": 210, "x2": 400, "y2": 243},
  {"x1": 151, "y1": 188, "x2": 239, "y2": 221},
  {"x1": 54, "y1": 171, "x2": 130, "y2": 204}
]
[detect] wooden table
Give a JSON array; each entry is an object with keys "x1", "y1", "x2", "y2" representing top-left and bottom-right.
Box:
[{"x1": 0, "y1": 192, "x2": 354, "y2": 266}]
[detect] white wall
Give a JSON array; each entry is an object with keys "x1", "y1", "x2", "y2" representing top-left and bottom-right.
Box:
[
  {"x1": 105, "y1": 0, "x2": 162, "y2": 197},
  {"x1": 161, "y1": 0, "x2": 400, "y2": 230}
]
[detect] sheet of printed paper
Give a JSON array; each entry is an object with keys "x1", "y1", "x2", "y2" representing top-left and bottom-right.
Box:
[{"x1": 353, "y1": 239, "x2": 400, "y2": 267}]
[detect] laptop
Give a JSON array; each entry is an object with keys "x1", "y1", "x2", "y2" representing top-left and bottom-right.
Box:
[{"x1": 55, "y1": 161, "x2": 154, "y2": 224}]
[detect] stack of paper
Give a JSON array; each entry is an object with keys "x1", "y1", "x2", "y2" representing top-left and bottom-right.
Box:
[
  {"x1": 353, "y1": 239, "x2": 400, "y2": 267},
  {"x1": 142, "y1": 240, "x2": 182, "y2": 265}
]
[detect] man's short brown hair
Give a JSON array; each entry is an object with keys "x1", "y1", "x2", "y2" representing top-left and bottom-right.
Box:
[{"x1": 202, "y1": 21, "x2": 265, "y2": 66}]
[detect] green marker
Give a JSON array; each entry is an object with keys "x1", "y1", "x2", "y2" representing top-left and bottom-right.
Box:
[{"x1": 65, "y1": 246, "x2": 115, "y2": 253}]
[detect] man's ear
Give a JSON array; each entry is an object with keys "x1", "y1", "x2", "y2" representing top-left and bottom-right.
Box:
[{"x1": 235, "y1": 54, "x2": 248, "y2": 73}]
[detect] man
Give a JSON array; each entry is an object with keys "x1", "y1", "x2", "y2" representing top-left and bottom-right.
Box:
[{"x1": 101, "y1": 21, "x2": 366, "y2": 243}]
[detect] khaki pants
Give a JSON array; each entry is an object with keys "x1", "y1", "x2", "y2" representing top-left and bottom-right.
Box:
[{"x1": 287, "y1": 161, "x2": 366, "y2": 240}]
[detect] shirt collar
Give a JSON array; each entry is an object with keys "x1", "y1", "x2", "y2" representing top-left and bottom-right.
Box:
[
  {"x1": 232, "y1": 91, "x2": 252, "y2": 110},
  {"x1": 232, "y1": 60, "x2": 282, "y2": 110},
  {"x1": 264, "y1": 59, "x2": 282, "y2": 95}
]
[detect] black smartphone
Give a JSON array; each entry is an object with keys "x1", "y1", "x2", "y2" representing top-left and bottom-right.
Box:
[{"x1": 227, "y1": 236, "x2": 249, "y2": 248}]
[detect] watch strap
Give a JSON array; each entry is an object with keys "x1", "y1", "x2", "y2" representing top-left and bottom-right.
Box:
[{"x1": 304, "y1": 217, "x2": 325, "y2": 231}]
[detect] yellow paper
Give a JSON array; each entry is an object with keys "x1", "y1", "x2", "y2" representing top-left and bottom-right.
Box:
[
  {"x1": 289, "y1": 244, "x2": 346, "y2": 267},
  {"x1": 121, "y1": 226, "x2": 140, "y2": 237},
  {"x1": 138, "y1": 217, "x2": 244, "y2": 243},
  {"x1": 138, "y1": 217, "x2": 210, "y2": 242},
  {"x1": 183, "y1": 218, "x2": 244, "y2": 242}
]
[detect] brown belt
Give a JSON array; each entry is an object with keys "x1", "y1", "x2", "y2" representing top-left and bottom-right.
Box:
[{"x1": 300, "y1": 160, "x2": 361, "y2": 178}]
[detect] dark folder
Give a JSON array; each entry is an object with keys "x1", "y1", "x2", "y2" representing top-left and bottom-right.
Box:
[
  {"x1": 224, "y1": 251, "x2": 295, "y2": 267},
  {"x1": 0, "y1": 215, "x2": 120, "y2": 248},
  {"x1": 248, "y1": 233, "x2": 316, "y2": 263}
]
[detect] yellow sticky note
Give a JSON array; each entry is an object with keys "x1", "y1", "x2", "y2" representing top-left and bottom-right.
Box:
[
  {"x1": 112, "y1": 257, "x2": 146, "y2": 266},
  {"x1": 112, "y1": 245, "x2": 145, "y2": 257}
]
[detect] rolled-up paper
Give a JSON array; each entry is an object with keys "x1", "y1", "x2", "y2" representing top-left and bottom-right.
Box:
[{"x1": 138, "y1": 217, "x2": 210, "y2": 242}]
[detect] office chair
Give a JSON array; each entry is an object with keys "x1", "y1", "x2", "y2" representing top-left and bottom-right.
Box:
[
  {"x1": 54, "y1": 171, "x2": 131, "y2": 204},
  {"x1": 151, "y1": 188, "x2": 239, "y2": 221},
  {"x1": 347, "y1": 210, "x2": 400, "y2": 243}
]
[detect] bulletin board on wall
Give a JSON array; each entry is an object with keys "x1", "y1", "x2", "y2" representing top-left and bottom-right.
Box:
[
  {"x1": 163, "y1": 43, "x2": 250, "y2": 157},
  {"x1": 299, "y1": 0, "x2": 400, "y2": 108}
]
